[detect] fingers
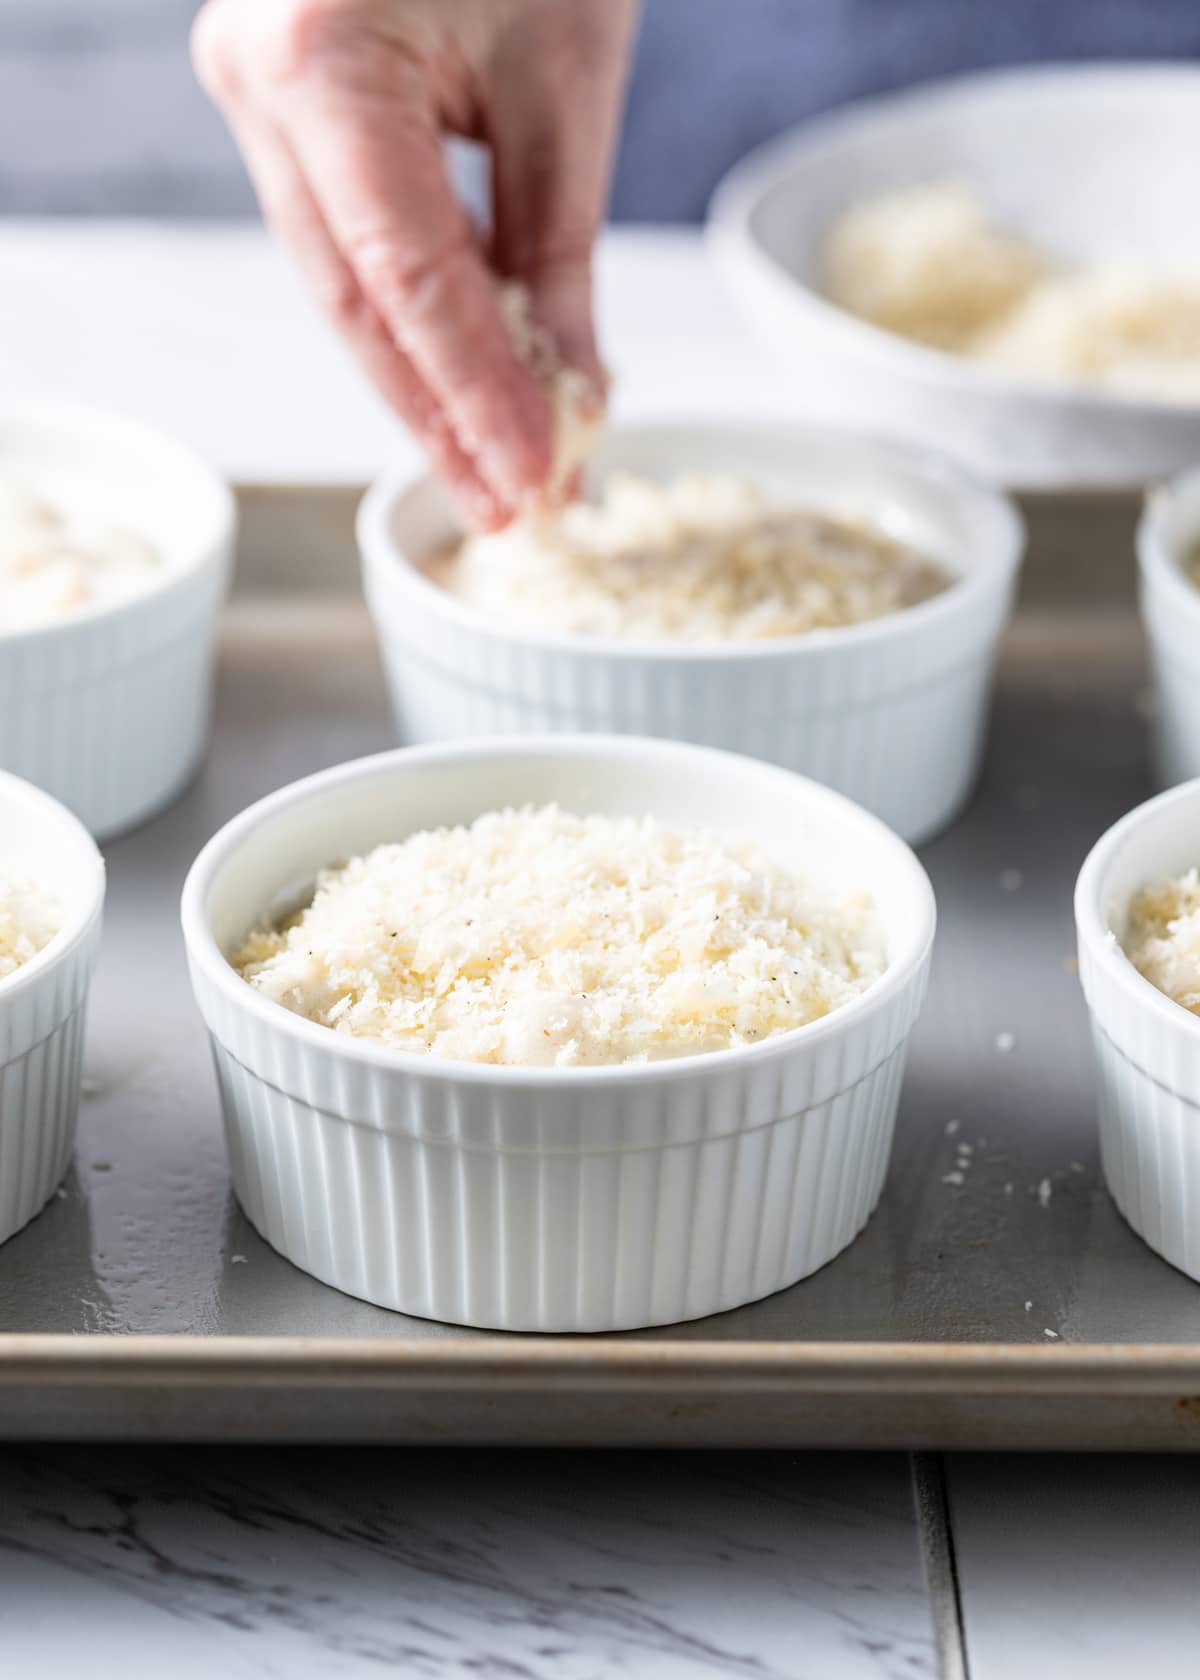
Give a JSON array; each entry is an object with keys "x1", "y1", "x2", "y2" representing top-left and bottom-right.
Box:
[
  {"x1": 190, "y1": 0, "x2": 633, "y2": 519},
  {"x1": 215, "y1": 103, "x2": 509, "y2": 529},
  {"x1": 486, "y1": 0, "x2": 639, "y2": 394},
  {"x1": 275, "y1": 67, "x2": 555, "y2": 506}
]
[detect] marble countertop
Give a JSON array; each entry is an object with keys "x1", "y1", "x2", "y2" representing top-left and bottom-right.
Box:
[
  {"x1": 4, "y1": 1443, "x2": 1200, "y2": 1678},
  {"x1": 1, "y1": 1447, "x2": 936, "y2": 1680},
  {"x1": 3, "y1": 220, "x2": 1200, "y2": 1677}
]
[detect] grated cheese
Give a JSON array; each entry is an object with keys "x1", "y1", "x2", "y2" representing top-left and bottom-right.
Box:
[
  {"x1": 0, "y1": 477, "x2": 161, "y2": 632},
  {"x1": 233, "y1": 805, "x2": 885, "y2": 1068},
  {"x1": 429, "y1": 472, "x2": 950, "y2": 642},
  {"x1": 1125, "y1": 868, "x2": 1200, "y2": 1017},
  {"x1": 824, "y1": 180, "x2": 1200, "y2": 403},
  {"x1": 0, "y1": 865, "x2": 61, "y2": 981}
]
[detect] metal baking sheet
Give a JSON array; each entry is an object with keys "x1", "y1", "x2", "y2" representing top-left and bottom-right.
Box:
[{"x1": 5, "y1": 490, "x2": 1200, "y2": 1447}]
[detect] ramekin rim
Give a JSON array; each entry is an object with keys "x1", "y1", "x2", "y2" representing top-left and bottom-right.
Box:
[
  {"x1": 357, "y1": 421, "x2": 1024, "y2": 664},
  {"x1": 181, "y1": 735, "x2": 937, "y2": 1089},
  {"x1": 0, "y1": 399, "x2": 236, "y2": 650},
  {"x1": 1074, "y1": 777, "x2": 1200, "y2": 1042},
  {"x1": 0, "y1": 770, "x2": 106, "y2": 1006}
]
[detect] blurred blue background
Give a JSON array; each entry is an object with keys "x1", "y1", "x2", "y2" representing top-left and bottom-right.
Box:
[{"x1": 2, "y1": 0, "x2": 1198, "y2": 221}]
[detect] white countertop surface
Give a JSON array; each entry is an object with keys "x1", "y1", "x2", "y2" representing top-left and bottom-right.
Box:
[
  {"x1": 4, "y1": 219, "x2": 1200, "y2": 1679},
  {"x1": 0, "y1": 221, "x2": 858, "y2": 486}
]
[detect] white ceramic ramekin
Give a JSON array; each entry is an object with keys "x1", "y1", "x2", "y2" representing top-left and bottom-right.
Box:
[
  {"x1": 0, "y1": 404, "x2": 235, "y2": 839},
  {"x1": 0, "y1": 771, "x2": 104, "y2": 1244},
  {"x1": 1138, "y1": 469, "x2": 1200, "y2": 787},
  {"x1": 1076, "y1": 779, "x2": 1200, "y2": 1281},
  {"x1": 359, "y1": 424, "x2": 1023, "y2": 847},
  {"x1": 182, "y1": 736, "x2": 936, "y2": 1332},
  {"x1": 709, "y1": 65, "x2": 1200, "y2": 487}
]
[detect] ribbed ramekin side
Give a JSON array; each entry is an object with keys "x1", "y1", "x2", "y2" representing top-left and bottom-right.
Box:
[
  {"x1": 0, "y1": 1001, "x2": 87, "y2": 1245},
  {"x1": 375, "y1": 628, "x2": 1001, "y2": 843},
  {"x1": 205, "y1": 960, "x2": 923, "y2": 1330},
  {"x1": 1079, "y1": 938, "x2": 1200, "y2": 1105},
  {"x1": 1091, "y1": 1020, "x2": 1200, "y2": 1282},
  {"x1": 1139, "y1": 497, "x2": 1200, "y2": 788},
  {"x1": 1145, "y1": 636, "x2": 1200, "y2": 787},
  {"x1": 0, "y1": 546, "x2": 229, "y2": 839},
  {"x1": 0, "y1": 627, "x2": 219, "y2": 838}
]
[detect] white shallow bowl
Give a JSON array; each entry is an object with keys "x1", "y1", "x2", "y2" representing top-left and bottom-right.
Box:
[
  {"x1": 360, "y1": 423, "x2": 1022, "y2": 846},
  {"x1": 0, "y1": 771, "x2": 104, "y2": 1244},
  {"x1": 709, "y1": 64, "x2": 1200, "y2": 488},
  {"x1": 0, "y1": 404, "x2": 235, "y2": 839},
  {"x1": 182, "y1": 736, "x2": 936, "y2": 1332},
  {"x1": 1138, "y1": 470, "x2": 1200, "y2": 786},
  {"x1": 1076, "y1": 779, "x2": 1200, "y2": 1281}
]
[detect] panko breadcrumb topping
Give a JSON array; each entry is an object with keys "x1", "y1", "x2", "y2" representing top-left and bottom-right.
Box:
[
  {"x1": 1125, "y1": 868, "x2": 1200, "y2": 1017},
  {"x1": 0, "y1": 866, "x2": 61, "y2": 981},
  {"x1": 429, "y1": 473, "x2": 949, "y2": 642},
  {"x1": 233, "y1": 805, "x2": 885, "y2": 1068}
]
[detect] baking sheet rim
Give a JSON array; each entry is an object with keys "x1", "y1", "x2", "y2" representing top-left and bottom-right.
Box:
[{"x1": 6, "y1": 1336, "x2": 1200, "y2": 1395}]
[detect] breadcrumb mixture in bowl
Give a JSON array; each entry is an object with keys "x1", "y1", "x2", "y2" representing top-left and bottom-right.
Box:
[
  {"x1": 233, "y1": 804, "x2": 885, "y2": 1068},
  {"x1": 1125, "y1": 868, "x2": 1200, "y2": 1018},
  {"x1": 824, "y1": 179, "x2": 1200, "y2": 404},
  {"x1": 428, "y1": 473, "x2": 951, "y2": 642},
  {"x1": 823, "y1": 180, "x2": 1047, "y2": 355}
]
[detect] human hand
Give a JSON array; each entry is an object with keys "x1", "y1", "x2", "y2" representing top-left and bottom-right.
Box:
[{"x1": 193, "y1": 0, "x2": 637, "y2": 527}]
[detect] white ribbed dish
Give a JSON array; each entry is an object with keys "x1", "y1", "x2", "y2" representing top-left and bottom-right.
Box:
[
  {"x1": 1138, "y1": 469, "x2": 1200, "y2": 787},
  {"x1": 359, "y1": 424, "x2": 1022, "y2": 846},
  {"x1": 0, "y1": 771, "x2": 104, "y2": 1244},
  {"x1": 182, "y1": 736, "x2": 936, "y2": 1332},
  {"x1": 1076, "y1": 779, "x2": 1200, "y2": 1282},
  {"x1": 0, "y1": 404, "x2": 235, "y2": 839}
]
